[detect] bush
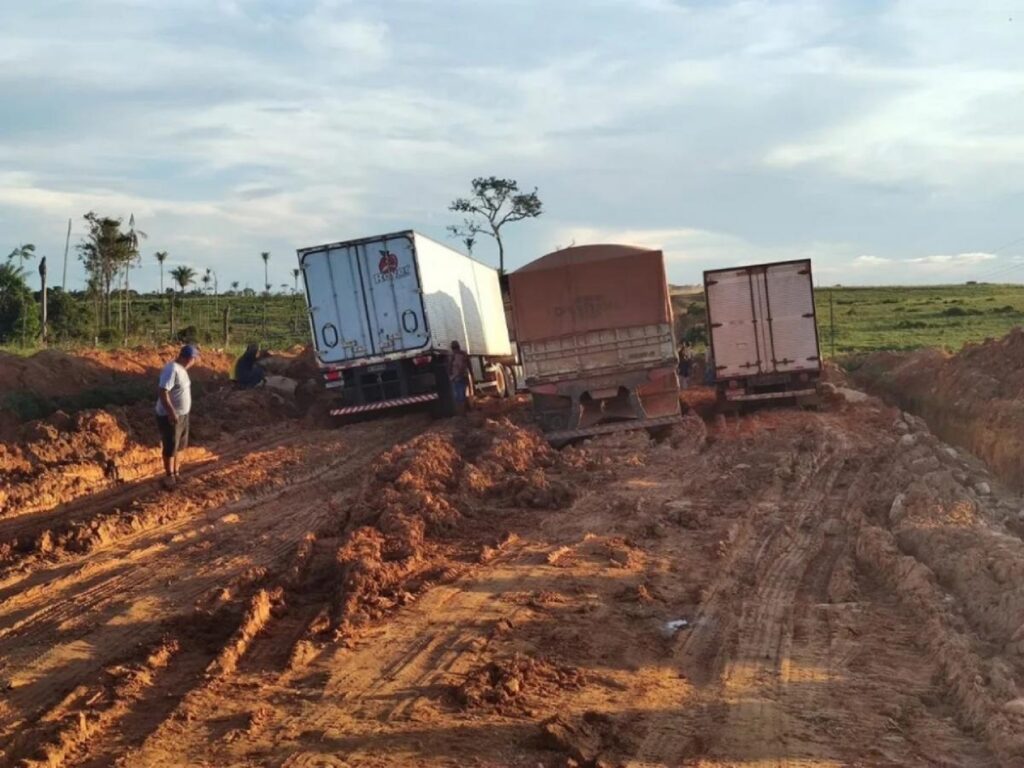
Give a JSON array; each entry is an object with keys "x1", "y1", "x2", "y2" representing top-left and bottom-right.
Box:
[
  {"x1": 683, "y1": 324, "x2": 707, "y2": 345},
  {"x1": 940, "y1": 306, "x2": 982, "y2": 317}
]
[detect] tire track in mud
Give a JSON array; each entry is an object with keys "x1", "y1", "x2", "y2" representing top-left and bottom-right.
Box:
[
  {"x1": 0, "y1": 415, "x2": 430, "y2": 767},
  {"x1": 656, "y1": 415, "x2": 995, "y2": 766}
]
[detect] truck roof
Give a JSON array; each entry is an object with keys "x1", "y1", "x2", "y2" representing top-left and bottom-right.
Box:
[
  {"x1": 297, "y1": 229, "x2": 499, "y2": 273},
  {"x1": 515, "y1": 244, "x2": 660, "y2": 272}
]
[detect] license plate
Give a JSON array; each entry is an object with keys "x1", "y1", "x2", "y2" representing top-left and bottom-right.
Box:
[{"x1": 366, "y1": 364, "x2": 387, "y2": 373}]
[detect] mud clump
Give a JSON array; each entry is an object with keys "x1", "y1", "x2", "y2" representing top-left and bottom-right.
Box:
[
  {"x1": 328, "y1": 417, "x2": 577, "y2": 637},
  {"x1": 540, "y1": 710, "x2": 639, "y2": 767},
  {"x1": 452, "y1": 653, "x2": 587, "y2": 715}
]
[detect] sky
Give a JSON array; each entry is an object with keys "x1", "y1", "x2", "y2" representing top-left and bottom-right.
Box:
[{"x1": 3, "y1": 0, "x2": 1024, "y2": 291}]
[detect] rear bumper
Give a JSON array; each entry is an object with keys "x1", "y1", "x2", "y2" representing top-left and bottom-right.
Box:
[
  {"x1": 528, "y1": 365, "x2": 681, "y2": 435},
  {"x1": 330, "y1": 392, "x2": 438, "y2": 416},
  {"x1": 724, "y1": 387, "x2": 817, "y2": 402}
]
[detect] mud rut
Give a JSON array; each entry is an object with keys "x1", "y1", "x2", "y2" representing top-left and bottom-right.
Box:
[{"x1": 3, "y1": 394, "x2": 1024, "y2": 767}]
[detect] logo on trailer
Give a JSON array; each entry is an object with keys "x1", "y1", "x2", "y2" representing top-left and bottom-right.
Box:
[
  {"x1": 378, "y1": 250, "x2": 399, "y2": 275},
  {"x1": 373, "y1": 249, "x2": 411, "y2": 283}
]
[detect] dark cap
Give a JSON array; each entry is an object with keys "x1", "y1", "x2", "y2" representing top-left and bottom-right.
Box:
[{"x1": 180, "y1": 344, "x2": 200, "y2": 360}]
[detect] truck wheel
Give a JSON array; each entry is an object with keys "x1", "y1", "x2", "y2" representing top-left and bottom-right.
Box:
[{"x1": 502, "y1": 365, "x2": 517, "y2": 398}]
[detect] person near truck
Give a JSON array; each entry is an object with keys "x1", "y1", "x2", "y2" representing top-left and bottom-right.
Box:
[
  {"x1": 447, "y1": 340, "x2": 471, "y2": 414},
  {"x1": 677, "y1": 341, "x2": 693, "y2": 389},
  {"x1": 232, "y1": 343, "x2": 266, "y2": 389},
  {"x1": 156, "y1": 344, "x2": 199, "y2": 488}
]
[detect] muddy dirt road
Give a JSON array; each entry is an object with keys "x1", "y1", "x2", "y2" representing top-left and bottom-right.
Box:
[{"x1": 3, "y1": 386, "x2": 1024, "y2": 767}]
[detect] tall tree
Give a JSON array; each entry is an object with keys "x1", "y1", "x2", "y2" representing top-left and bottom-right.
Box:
[
  {"x1": 448, "y1": 177, "x2": 543, "y2": 274},
  {"x1": 155, "y1": 251, "x2": 168, "y2": 293},
  {"x1": 78, "y1": 213, "x2": 134, "y2": 329},
  {"x1": 230, "y1": 280, "x2": 240, "y2": 294},
  {"x1": 292, "y1": 267, "x2": 300, "y2": 294}
]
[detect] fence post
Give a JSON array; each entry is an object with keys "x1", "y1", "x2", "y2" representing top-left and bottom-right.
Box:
[
  {"x1": 222, "y1": 305, "x2": 230, "y2": 347},
  {"x1": 829, "y1": 290, "x2": 836, "y2": 359}
]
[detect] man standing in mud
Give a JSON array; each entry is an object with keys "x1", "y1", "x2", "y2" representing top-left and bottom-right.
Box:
[
  {"x1": 156, "y1": 345, "x2": 199, "y2": 488},
  {"x1": 446, "y1": 340, "x2": 471, "y2": 415}
]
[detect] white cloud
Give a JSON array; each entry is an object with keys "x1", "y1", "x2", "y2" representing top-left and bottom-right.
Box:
[{"x1": 906, "y1": 252, "x2": 997, "y2": 265}]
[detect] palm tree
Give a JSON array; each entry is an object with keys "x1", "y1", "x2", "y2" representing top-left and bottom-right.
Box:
[
  {"x1": 123, "y1": 215, "x2": 146, "y2": 338},
  {"x1": 155, "y1": 251, "x2": 168, "y2": 293},
  {"x1": 7, "y1": 243, "x2": 35, "y2": 272},
  {"x1": 260, "y1": 251, "x2": 271, "y2": 335},
  {"x1": 231, "y1": 280, "x2": 240, "y2": 294},
  {"x1": 202, "y1": 268, "x2": 212, "y2": 293},
  {"x1": 170, "y1": 265, "x2": 196, "y2": 293},
  {"x1": 292, "y1": 267, "x2": 301, "y2": 294},
  {"x1": 168, "y1": 265, "x2": 194, "y2": 342}
]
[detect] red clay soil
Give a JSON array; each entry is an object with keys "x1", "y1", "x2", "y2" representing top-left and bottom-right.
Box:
[
  {"x1": 854, "y1": 327, "x2": 1024, "y2": 489},
  {"x1": 7, "y1": 385, "x2": 1024, "y2": 766}
]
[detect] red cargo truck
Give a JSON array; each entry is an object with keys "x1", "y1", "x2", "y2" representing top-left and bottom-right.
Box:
[{"x1": 508, "y1": 244, "x2": 682, "y2": 443}]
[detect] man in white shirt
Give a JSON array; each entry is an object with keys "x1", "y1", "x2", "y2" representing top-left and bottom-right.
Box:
[{"x1": 156, "y1": 345, "x2": 199, "y2": 488}]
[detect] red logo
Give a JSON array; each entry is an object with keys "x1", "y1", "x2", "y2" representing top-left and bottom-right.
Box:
[{"x1": 378, "y1": 250, "x2": 398, "y2": 275}]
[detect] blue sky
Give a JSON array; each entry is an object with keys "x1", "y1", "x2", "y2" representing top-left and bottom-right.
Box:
[{"x1": 3, "y1": 0, "x2": 1024, "y2": 291}]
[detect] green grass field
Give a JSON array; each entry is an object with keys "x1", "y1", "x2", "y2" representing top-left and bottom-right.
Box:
[
  {"x1": 813, "y1": 283, "x2": 1024, "y2": 355},
  {"x1": 6, "y1": 283, "x2": 1024, "y2": 359}
]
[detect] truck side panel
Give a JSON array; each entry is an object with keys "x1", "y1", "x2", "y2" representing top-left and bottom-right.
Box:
[{"x1": 414, "y1": 234, "x2": 512, "y2": 358}]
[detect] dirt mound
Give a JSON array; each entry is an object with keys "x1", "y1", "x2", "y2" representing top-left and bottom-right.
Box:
[
  {"x1": 855, "y1": 328, "x2": 1024, "y2": 488},
  {"x1": 0, "y1": 409, "x2": 150, "y2": 520},
  {"x1": 327, "y1": 417, "x2": 577, "y2": 636},
  {"x1": 452, "y1": 653, "x2": 587, "y2": 715},
  {"x1": 0, "y1": 346, "x2": 234, "y2": 401},
  {"x1": 1, "y1": 385, "x2": 295, "y2": 526}
]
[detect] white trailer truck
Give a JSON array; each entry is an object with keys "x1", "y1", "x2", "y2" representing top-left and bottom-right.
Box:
[
  {"x1": 298, "y1": 231, "x2": 517, "y2": 418},
  {"x1": 703, "y1": 259, "x2": 822, "y2": 406}
]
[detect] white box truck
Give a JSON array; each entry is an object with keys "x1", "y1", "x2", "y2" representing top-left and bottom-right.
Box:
[
  {"x1": 298, "y1": 231, "x2": 517, "y2": 417},
  {"x1": 703, "y1": 259, "x2": 822, "y2": 405}
]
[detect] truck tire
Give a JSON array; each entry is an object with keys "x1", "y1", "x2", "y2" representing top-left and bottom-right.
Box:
[{"x1": 503, "y1": 365, "x2": 517, "y2": 397}]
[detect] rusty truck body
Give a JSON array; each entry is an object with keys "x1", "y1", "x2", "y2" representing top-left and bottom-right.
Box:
[
  {"x1": 703, "y1": 259, "x2": 822, "y2": 406},
  {"x1": 508, "y1": 244, "x2": 681, "y2": 442}
]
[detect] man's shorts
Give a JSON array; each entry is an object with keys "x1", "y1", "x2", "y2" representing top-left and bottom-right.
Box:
[
  {"x1": 156, "y1": 413, "x2": 190, "y2": 458},
  {"x1": 452, "y1": 377, "x2": 468, "y2": 404}
]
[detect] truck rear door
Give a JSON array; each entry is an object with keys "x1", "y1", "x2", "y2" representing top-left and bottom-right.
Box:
[
  {"x1": 705, "y1": 267, "x2": 765, "y2": 378},
  {"x1": 300, "y1": 233, "x2": 428, "y2": 365},
  {"x1": 764, "y1": 261, "x2": 819, "y2": 373}
]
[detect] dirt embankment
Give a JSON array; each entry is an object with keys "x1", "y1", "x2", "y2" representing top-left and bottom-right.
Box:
[
  {"x1": 853, "y1": 327, "x2": 1024, "y2": 490},
  {"x1": 0, "y1": 383, "x2": 297, "y2": 527},
  {"x1": 0, "y1": 345, "x2": 317, "y2": 523}
]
